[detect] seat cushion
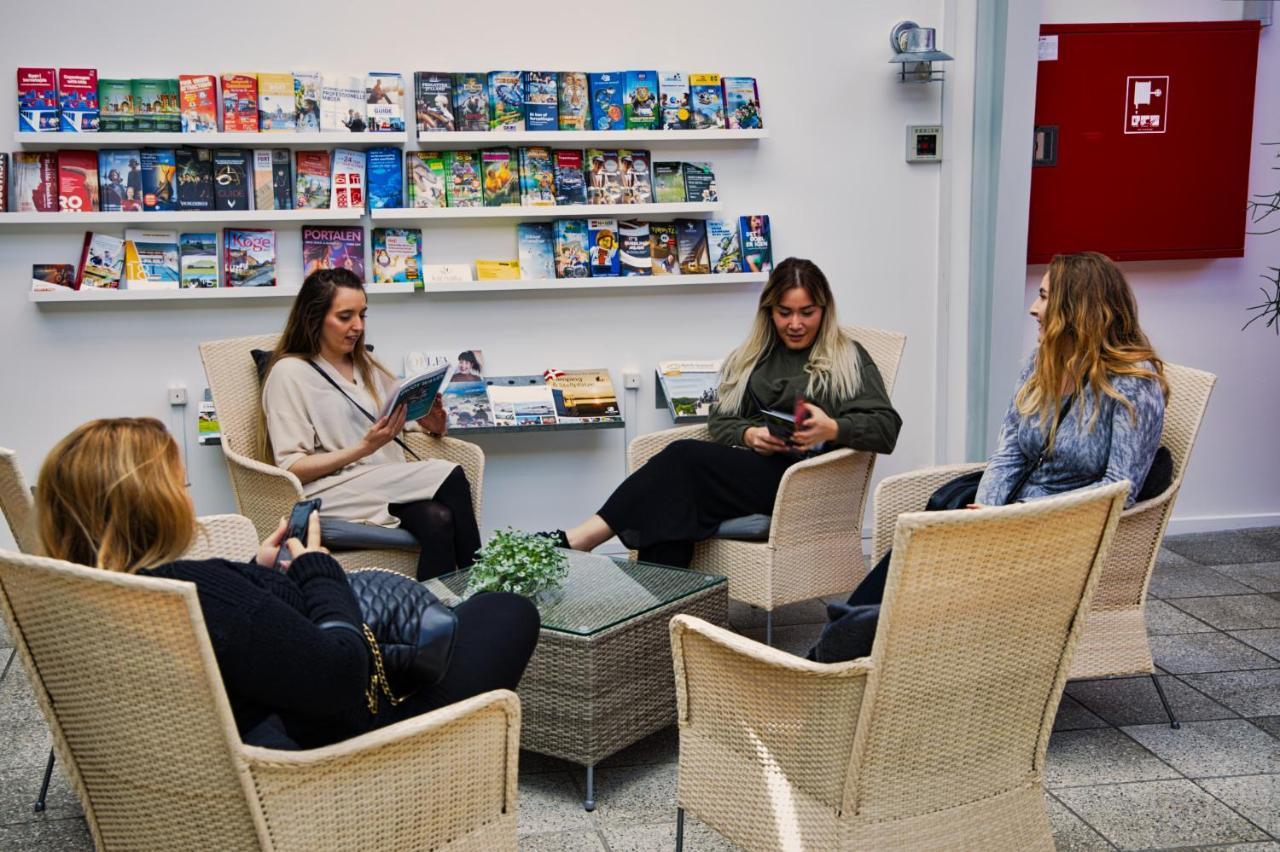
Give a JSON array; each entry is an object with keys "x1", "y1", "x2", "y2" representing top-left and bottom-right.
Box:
[
  {"x1": 714, "y1": 513, "x2": 771, "y2": 541},
  {"x1": 320, "y1": 517, "x2": 418, "y2": 551}
]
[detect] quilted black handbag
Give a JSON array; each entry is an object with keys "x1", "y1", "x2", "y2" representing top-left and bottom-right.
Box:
[{"x1": 345, "y1": 569, "x2": 458, "y2": 695}]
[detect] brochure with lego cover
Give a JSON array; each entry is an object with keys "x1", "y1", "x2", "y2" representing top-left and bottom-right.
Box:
[
  {"x1": 517, "y1": 222, "x2": 556, "y2": 280},
  {"x1": 367, "y1": 146, "x2": 403, "y2": 209},
  {"x1": 554, "y1": 219, "x2": 590, "y2": 278},
  {"x1": 689, "y1": 73, "x2": 726, "y2": 129},
  {"x1": 486, "y1": 377, "x2": 558, "y2": 427},
  {"x1": 98, "y1": 78, "x2": 133, "y2": 131},
  {"x1": 722, "y1": 76, "x2": 763, "y2": 129},
  {"x1": 381, "y1": 361, "x2": 454, "y2": 421},
  {"x1": 659, "y1": 72, "x2": 690, "y2": 130},
  {"x1": 452, "y1": 72, "x2": 489, "y2": 131},
  {"x1": 303, "y1": 226, "x2": 365, "y2": 279},
  {"x1": 707, "y1": 219, "x2": 742, "y2": 273},
  {"x1": 523, "y1": 71, "x2": 558, "y2": 131},
  {"x1": 179, "y1": 74, "x2": 218, "y2": 132},
  {"x1": 408, "y1": 152, "x2": 447, "y2": 208},
  {"x1": 18, "y1": 68, "x2": 59, "y2": 132},
  {"x1": 553, "y1": 149, "x2": 586, "y2": 205},
  {"x1": 588, "y1": 72, "x2": 624, "y2": 130},
  {"x1": 180, "y1": 232, "x2": 218, "y2": 288},
  {"x1": 588, "y1": 218, "x2": 619, "y2": 276},
  {"x1": 58, "y1": 68, "x2": 99, "y2": 132},
  {"x1": 739, "y1": 214, "x2": 773, "y2": 273},
  {"x1": 653, "y1": 161, "x2": 685, "y2": 203},
  {"x1": 365, "y1": 73, "x2": 405, "y2": 132},
  {"x1": 75, "y1": 233, "x2": 125, "y2": 289},
  {"x1": 683, "y1": 161, "x2": 717, "y2": 202},
  {"x1": 257, "y1": 73, "x2": 296, "y2": 131},
  {"x1": 585, "y1": 149, "x2": 622, "y2": 205},
  {"x1": 623, "y1": 71, "x2": 658, "y2": 129},
  {"x1": 618, "y1": 149, "x2": 652, "y2": 204},
  {"x1": 487, "y1": 71, "x2": 525, "y2": 131},
  {"x1": 220, "y1": 74, "x2": 258, "y2": 132},
  {"x1": 545, "y1": 369, "x2": 622, "y2": 422},
  {"x1": 320, "y1": 74, "x2": 365, "y2": 131},
  {"x1": 650, "y1": 222, "x2": 679, "y2": 275},
  {"x1": 414, "y1": 72, "x2": 455, "y2": 132},
  {"x1": 294, "y1": 71, "x2": 321, "y2": 132},
  {"x1": 371, "y1": 227, "x2": 423, "y2": 285},
  {"x1": 123, "y1": 228, "x2": 180, "y2": 290},
  {"x1": 657, "y1": 360, "x2": 722, "y2": 421},
  {"x1": 481, "y1": 148, "x2": 519, "y2": 207},
  {"x1": 518, "y1": 146, "x2": 556, "y2": 206},
  {"x1": 445, "y1": 150, "x2": 482, "y2": 207},
  {"x1": 294, "y1": 150, "x2": 331, "y2": 209},
  {"x1": 223, "y1": 228, "x2": 276, "y2": 287},
  {"x1": 59, "y1": 150, "x2": 100, "y2": 212},
  {"x1": 675, "y1": 218, "x2": 710, "y2": 274},
  {"x1": 557, "y1": 72, "x2": 589, "y2": 130},
  {"x1": 619, "y1": 219, "x2": 652, "y2": 276},
  {"x1": 99, "y1": 149, "x2": 141, "y2": 212}
]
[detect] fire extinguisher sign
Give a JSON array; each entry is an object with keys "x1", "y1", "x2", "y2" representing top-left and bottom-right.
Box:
[{"x1": 1124, "y1": 76, "x2": 1169, "y2": 134}]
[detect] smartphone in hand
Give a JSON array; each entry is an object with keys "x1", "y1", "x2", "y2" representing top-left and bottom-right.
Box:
[{"x1": 276, "y1": 498, "x2": 322, "y2": 568}]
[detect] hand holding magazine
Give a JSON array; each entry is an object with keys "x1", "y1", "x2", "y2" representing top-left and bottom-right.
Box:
[{"x1": 381, "y1": 358, "x2": 455, "y2": 422}]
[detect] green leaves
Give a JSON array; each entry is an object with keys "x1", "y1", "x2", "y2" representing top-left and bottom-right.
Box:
[{"x1": 465, "y1": 528, "x2": 569, "y2": 597}]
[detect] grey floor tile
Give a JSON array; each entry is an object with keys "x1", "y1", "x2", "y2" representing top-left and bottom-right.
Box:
[
  {"x1": 1251, "y1": 716, "x2": 1280, "y2": 740},
  {"x1": 1066, "y1": 675, "x2": 1236, "y2": 725},
  {"x1": 597, "y1": 725, "x2": 678, "y2": 770},
  {"x1": 583, "y1": 761, "x2": 678, "y2": 826},
  {"x1": 600, "y1": 814, "x2": 743, "y2": 852},
  {"x1": 0, "y1": 723, "x2": 51, "y2": 772},
  {"x1": 1054, "y1": 779, "x2": 1268, "y2": 850},
  {"x1": 1045, "y1": 795, "x2": 1115, "y2": 851},
  {"x1": 1239, "y1": 526, "x2": 1280, "y2": 552},
  {"x1": 516, "y1": 771, "x2": 594, "y2": 836},
  {"x1": 1164, "y1": 531, "x2": 1279, "y2": 566},
  {"x1": 0, "y1": 620, "x2": 11, "y2": 650},
  {"x1": 517, "y1": 828, "x2": 608, "y2": 851},
  {"x1": 1046, "y1": 727, "x2": 1180, "y2": 788},
  {"x1": 1213, "y1": 562, "x2": 1280, "y2": 594},
  {"x1": 1150, "y1": 633, "x2": 1279, "y2": 674},
  {"x1": 1168, "y1": 595, "x2": 1280, "y2": 631},
  {"x1": 1149, "y1": 565, "x2": 1259, "y2": 600},
  {"x1": 0, "y1": 818, "x2": 93, "y2": 851},
  {"x1": 736, "y1": 622, "x2": 823, "y2": 658},
  {"x1": 1180, "y1": 844, "x2": 1280, "y2": 851},
  {"x1": 1230, "y1": 629, "x2": 1280, "y2": 661},
  {"x1": 1197, "y1": 774, "x2": 1280, "y2": 838},
  {"x1": 0, "y1": 765, "x2": 79, "y2": 825},
  {"x1": 1053, "y1": 695, "x2": 1110, "y2": 732},
  {"x1": 728, "y1": 598, "x2": 828, "y2": 630},
  {"x1": 1181, "y1": 669, "x2": 1280, "y2": 718},
  {"x1": 1122, "y1": 719, "x2": 1280, "y2": 778},
  {"x1": 1146, "y1": 598, "x2": 1217, "y2": 635},
  {"x1": 1157, "y1": 547, "x2": 1200, "y2": 569}
]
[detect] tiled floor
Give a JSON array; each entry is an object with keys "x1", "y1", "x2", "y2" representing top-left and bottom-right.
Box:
[{"x1": 2, "y1": 527, "x2": 1278, "y2": 850}]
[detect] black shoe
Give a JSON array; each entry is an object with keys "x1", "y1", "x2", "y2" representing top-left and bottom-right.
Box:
[{"x1": 537, "y1": 529, "x2": 571, "y2": 549}]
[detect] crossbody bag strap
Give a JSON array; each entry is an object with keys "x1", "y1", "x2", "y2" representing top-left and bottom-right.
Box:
[
  {"x1": 306, "y1": 360, "x2": 422, "y2": 462},
  {"x1": 1005, "y1": 394, "x2": 1074, "y2": 505}
]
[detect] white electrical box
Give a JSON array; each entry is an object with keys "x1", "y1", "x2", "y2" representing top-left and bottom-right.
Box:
[{"x1": 907, "y1": 124, "x2": 943, "y2": 162}]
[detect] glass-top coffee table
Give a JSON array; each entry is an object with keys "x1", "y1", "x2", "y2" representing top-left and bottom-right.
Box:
[{"x1": 428, "y1": 550, "x2": 728, "y2": 810}]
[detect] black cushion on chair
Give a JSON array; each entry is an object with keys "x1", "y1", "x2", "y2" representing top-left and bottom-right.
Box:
[
  {"x1": 807, "y1": 602, "x2": 881, "y2": 663},
  {"x1": 714, "y1": 513, "x2": 772, "y2": 541},
  {"x1": 320, "y1": 517, "x2": 419, "y2": 551},
  {"x1": 250, "y1": 348, "x2": 272, "y2": 382},
  {"x1": 1135, "y1": 446, "x2": 1174, "y2": 503}
]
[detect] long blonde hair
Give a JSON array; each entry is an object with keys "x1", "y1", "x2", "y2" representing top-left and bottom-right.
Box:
[
  {"x1": 715, "y1": 257, "x2": 861, "y2": 415},
  {"x1": 1018, "y1": 252, "x2": 1168, "y2": 450},
  {"x1": 37, "y1": 418, "x2": 195, "y2": 573},
  {"x1": 258, "y1": 268, "x2": 396, "y2": 457}
]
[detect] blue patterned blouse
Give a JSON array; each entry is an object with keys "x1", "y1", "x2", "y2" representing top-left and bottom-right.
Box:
[{"x1": 975, "y1": 352, "x2": 1165, "y2": 509}]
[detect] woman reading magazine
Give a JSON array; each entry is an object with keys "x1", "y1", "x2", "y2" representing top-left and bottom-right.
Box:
[{"x1": 260, "y1": 268, "x2": 479, "y2": 579}]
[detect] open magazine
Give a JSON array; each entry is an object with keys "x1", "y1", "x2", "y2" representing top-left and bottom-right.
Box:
[{"x1": 382, "y1": 355, "x2": 454, "y2": 421}]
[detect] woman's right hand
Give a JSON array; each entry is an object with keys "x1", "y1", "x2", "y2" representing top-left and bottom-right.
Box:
[
  {"x1": 359, "y1": 404, "x2": 407, "y2": 456},
  {"x1": 256, "y1": 512, "x2": 328, "y2": 570},
  {"x1": 744, "y1": 426, "x2": 790, "y2": 456}
]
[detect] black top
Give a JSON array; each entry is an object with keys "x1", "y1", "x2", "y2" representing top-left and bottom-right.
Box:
[{"x1": 141, "y1": 551, "x2": 372, "y2": 748}]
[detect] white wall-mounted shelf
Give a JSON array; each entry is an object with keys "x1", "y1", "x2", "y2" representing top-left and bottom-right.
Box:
[
  {"x1": 0, "y1": 209, "x2": 364, "y2": 230},
  {"x1": 30, "y1": 282, "x2": 415, "y2": 304},
  {"x1": 414, "y1": 129, "x2": 767, "y2": 146},
  {"x1": 13, "y1": 131, "x2": 407, "y2": 149},
  {"x1": 371, "y1": 201, "x2": 721, "y2": 224},
  {"x1": 422, "y1": 272, "x2": 767, "y2": 294}
]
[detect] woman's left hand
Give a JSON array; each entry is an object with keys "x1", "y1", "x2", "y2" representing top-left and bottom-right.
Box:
[
  {"x1": 417, "y1": 393, "x2": 448, "y2": 437},
  {"x1": 791, "y1": 403, "x2": 839, "y2": 452}
]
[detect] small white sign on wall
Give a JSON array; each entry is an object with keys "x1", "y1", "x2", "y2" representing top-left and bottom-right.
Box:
[{"x1": 1038, "y1": 35, "x2": 1058, "y2": 61}]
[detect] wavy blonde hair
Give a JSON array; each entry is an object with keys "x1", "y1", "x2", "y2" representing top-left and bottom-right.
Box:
[
  {"x1": 1018, "y1": 252, "x2": 1168, "y2": 451},
  {"x1": 37, "y1": 418, "x2": 195, "y2": 573},
  {"x1": 715, "y1": 257, "x2": 861, "y2": 416}
]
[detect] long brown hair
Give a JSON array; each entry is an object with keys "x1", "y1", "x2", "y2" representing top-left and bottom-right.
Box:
[
  {"x1": 716, "y1": 257, "x2": 861, "y2": 415},
  {"x1": 37, "y1": 418, "x2": 195, "y2": 572},
  {"x1": 1018, "y1": 252, "x2": 1168, "y2": 449}
]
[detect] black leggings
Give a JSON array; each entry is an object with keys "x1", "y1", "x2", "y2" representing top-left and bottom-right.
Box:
[
  {"x1": 389, "y1": 466, "x2": 482, "y2": 580},
  {"x1": 384, "y1": 591, "x2": 540, "y2": 722}
]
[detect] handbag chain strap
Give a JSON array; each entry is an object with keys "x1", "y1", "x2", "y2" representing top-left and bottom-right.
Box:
[
  {"x1": 305, "y1": 359, "x2": 422, "y2": 462},
  {"x1": 362, "y1": 623, "x2": 412, "y2": 713}
]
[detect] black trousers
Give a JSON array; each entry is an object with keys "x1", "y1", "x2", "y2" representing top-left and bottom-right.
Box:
[
  {"x1": 389, "y1": 466, "x2": 482, "y2": 580},
  {"x1": 597, "y1": 439, "x2": 797, "y2": 568}
]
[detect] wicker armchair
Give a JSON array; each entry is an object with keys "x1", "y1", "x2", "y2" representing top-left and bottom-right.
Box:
[
  {"x1": 0, "y1": 545, "x2": 521, "y2": 851},
  {"x1": 199, "y1": 333, "x2": 485, "y2": 576},
  {"x1": 871, "y1": 363, "x2": 1215, "y2": 725},
  {"x1": 628, "y1": 326, "x2": 906, "y2": 642},
  {"x1": 670, "y1": 481, "x2": 1129, "y2": 851},
  {"x1": 0, "y1": 447, "x2": 41, "y2": 555}
]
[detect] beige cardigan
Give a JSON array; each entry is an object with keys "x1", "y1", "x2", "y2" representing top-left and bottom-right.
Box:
[{"x1": 262, "y1": 355, "x2": 456, "y2": 526}]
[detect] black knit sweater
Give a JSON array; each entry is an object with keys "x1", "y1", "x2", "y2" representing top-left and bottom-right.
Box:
[{"x1": 141, "y1": 551, "x2": 372, "y2": 748}]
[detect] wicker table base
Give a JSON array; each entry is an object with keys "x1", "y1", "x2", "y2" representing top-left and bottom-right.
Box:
[{"x1": 518, "y1": 582, "x2": 728, "y2": 809}]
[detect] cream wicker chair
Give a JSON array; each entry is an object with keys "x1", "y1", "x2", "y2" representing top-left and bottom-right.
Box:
[
  {"x1": 670, "y1": 481, "x2": 1129, "y2": 851},
  {"x1": 628, "y1": 326, "x2": 906, "y2": 643},
  {"x1": 0, "y1": 447, "x2": 41, "y2": 556},
  {"x1": 199, "y1": 333, "x2": 485, "y2": 576},
  {"x1": 870, "y1": 363, "x2": 1215, "y2": 726},
  {"x1": 0, "y1": 541, "x2": 521, "y2": 851}
]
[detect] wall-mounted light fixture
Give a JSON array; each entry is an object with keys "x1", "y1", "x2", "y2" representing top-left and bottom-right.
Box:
[{"x1": 889, "y1": 20, "x2": 954, "y2": 83}]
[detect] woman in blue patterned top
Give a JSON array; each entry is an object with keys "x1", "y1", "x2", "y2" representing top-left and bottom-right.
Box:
[{"x1": 811, "y1": 251, "x2": 1168, "y2": 662}]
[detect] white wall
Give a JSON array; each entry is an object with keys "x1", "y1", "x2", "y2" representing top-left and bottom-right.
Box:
[
  {"x1": 0, "y1": 0, "x2": 952, "y2": 549},
  {"x1": 1018, "y1": 1, "x2": 1280, "y2": 531}
]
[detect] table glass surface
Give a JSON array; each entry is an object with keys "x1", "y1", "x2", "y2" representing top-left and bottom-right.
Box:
[{"x1": 427, "y1": 550, "x2": 725, "y2": 636}]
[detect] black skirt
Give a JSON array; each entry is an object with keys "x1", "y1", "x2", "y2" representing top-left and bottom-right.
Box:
[{"x1": 598, "y1": 439, "x2": 797, "y2": 554}]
